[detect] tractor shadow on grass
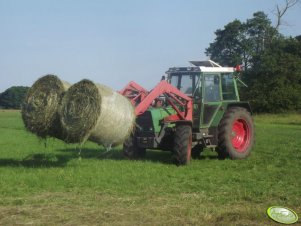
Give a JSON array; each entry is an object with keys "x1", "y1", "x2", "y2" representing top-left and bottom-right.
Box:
[
  {"x1": 58, "y1": 148, "x2": 174, "y2": 165},
  {"x1": 0, "y1": 153, "x2": 71, "y2": 168},
  {"x1": 58, "y1": 148, "x2": 220, "y2": 164},
  {"x1": 0, "y1": 148, "x2": 220, "y2": 168},
  {"x1": 0, "y1": 148, "x2": 174, "y2": 168}
]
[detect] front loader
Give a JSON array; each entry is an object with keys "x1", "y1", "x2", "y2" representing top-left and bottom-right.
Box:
[{"x1": 120, "y1": 60, "x2": 254, "y2": 165}]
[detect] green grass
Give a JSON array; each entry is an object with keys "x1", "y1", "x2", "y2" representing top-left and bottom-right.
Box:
[{"x1": 0, "y1": 110, "x2": 300, "y2": 225}]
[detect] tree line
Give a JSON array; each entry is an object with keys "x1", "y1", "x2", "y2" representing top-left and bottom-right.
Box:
[
  {"x1": 206, "y1": 1, "x2": 301, "y2": 113},
  {"x1": 0, "y1": 86, "x2": 29, "y2": 109}
]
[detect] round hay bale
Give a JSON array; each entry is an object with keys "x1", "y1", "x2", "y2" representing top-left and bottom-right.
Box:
[
  {"x1": 59, "y1": 79, "x2": 135, "y2": 147},
  {"x1": 22, "y1": 75, "x2": 70, "y2": 139}
]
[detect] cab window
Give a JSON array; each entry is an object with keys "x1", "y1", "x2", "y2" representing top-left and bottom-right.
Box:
[
  {"x1": 204, "y1": 74, "x2": 220, "y2": 102},
  {"x1": 170, "y1": 75, "x2": 179, "y2": 89},
  {"x1": 221, "y1": 73, "x2": 237, "y2": 100},
  {"x1": 180, "y1": 75, "x2": 193, "y2": 95},
  {"x1": 170, "y1": 73, "x2": 199, "y2": 96}
]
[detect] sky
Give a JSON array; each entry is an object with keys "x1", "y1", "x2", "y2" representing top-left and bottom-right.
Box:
[{"x1": 0, "y1": 0, "x2": 300, "y2": 92}]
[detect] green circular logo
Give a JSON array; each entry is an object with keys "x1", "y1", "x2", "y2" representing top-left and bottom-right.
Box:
[{"x1": 267, "y1": 206, "x2": 299, "y2": 224}]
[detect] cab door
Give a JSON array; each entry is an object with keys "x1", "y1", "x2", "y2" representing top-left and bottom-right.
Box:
[{"x1": 201, "y1": 74, "x2": 222, "y2": 127}]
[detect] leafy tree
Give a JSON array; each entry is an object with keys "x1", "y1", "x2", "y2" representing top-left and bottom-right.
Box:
[
  {"x1": 206, "y1": 11, "x2": 278, "y2": 69},
  {"x1": 206, "y1": 9, "x2": 301, "y2": 113},
  {"x1": 0, "y1": 86, "x2": 29, "y2": 109},
  {"x1": 205, "y1": 19, "x2": 244, "y2": 67},
  {"x1": 245, "y1": 12, "x2": 278, "y2": 55},
  {"x1": 241, "y1": 36, "x2": 301, "y2": 113}
]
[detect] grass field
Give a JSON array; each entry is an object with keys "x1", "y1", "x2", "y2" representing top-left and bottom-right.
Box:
[{"x1": 0, "y1": 110, "x2": 300, "y2": 226}]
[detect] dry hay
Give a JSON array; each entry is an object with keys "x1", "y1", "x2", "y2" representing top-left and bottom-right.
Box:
[
  {"x1": 22, "y1": 75, "x2": 70, "y2": 139},
  {"x1": 59, "y1": 79, "x2": 135, "y2": 147}
]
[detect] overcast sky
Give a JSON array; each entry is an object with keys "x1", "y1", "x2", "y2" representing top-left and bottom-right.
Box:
[{"x1": 0, "y1": 0, "x2": 300, "y2": 92}]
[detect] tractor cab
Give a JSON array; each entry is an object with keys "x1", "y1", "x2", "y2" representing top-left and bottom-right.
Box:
[
  {"x1": 166, "y1": 60, "x2": 238, "y2": 100},
  {"x1": 166, "y1": 60, "x2": 240, "y2": 131}
]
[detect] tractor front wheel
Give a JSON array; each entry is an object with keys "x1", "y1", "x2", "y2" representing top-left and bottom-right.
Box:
[
  {"x1": 123, "y1": 135, "x2": 146, "y2": 159},
  {"x1": 172, "y1": 124, "x2": 192, "y2": 165},
  {"x1": 217, "y1": 107, "x2": 254, "y2": 159}
]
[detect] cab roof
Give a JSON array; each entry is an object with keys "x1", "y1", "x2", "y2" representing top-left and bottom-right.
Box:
[{"x1": 166, "y1": 60, "x2": 235, "y2": 74}]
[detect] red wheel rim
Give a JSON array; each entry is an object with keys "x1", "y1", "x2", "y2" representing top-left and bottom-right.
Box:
[{"x1": 231, "y1": 119, "x2": 251, "y2": 153}]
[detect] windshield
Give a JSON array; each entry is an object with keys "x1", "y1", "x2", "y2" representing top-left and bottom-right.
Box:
[{"x1": 170, "y1": 73, "x2": 201, "y2": 96}]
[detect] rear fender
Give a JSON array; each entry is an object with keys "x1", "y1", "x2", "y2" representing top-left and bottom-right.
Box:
[{"x1": 227, "y1": 102, "x2": 252, "y2": 114}]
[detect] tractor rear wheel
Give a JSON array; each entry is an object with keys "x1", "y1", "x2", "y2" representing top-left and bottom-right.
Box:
[
  {"x1": 123, "y1": 135, "x2": 146, "y2": 159},
  {"x1": 217, "y1": 107, "x2": 254, "y2": 159},
  {"x1": 172, "y1": 124, "x2": 192, "y2": 165}
]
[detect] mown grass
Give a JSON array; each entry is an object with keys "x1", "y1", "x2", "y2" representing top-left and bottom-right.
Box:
[{"x1": 0, "y1": 110, "x2": 300, "y2": 225}]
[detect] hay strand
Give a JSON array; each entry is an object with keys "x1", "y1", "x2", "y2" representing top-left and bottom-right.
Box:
[
  {"x1": 22, "y1": 75, "x2": 70, "y2": 139},
  {"x1": 60, "y1": 79, "x2": 135, "y2": 146}
]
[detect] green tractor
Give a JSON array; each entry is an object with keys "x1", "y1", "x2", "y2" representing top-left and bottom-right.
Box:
[{"x1": 120, "y1": 60, "x2": 254, "y2": 165}]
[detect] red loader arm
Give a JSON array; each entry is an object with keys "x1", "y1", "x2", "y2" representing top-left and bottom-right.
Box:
[
  {"x1": 134, "y1": 80, "x2": 193, "y2": 122},
  {"x1": 119, "y1": 81, "x2": 148, "y2": 106}
]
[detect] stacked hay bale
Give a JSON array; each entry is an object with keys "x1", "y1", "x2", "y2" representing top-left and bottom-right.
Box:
[
  {"x1": 22, "y1": 75, "x2": 70, "y2": 140},
  {"x1": 59, "y1": 79, "x2": 135, "y2": 147},
  {"x1": 22, "y1": 76, "x2": 135, "y2": 148}
]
